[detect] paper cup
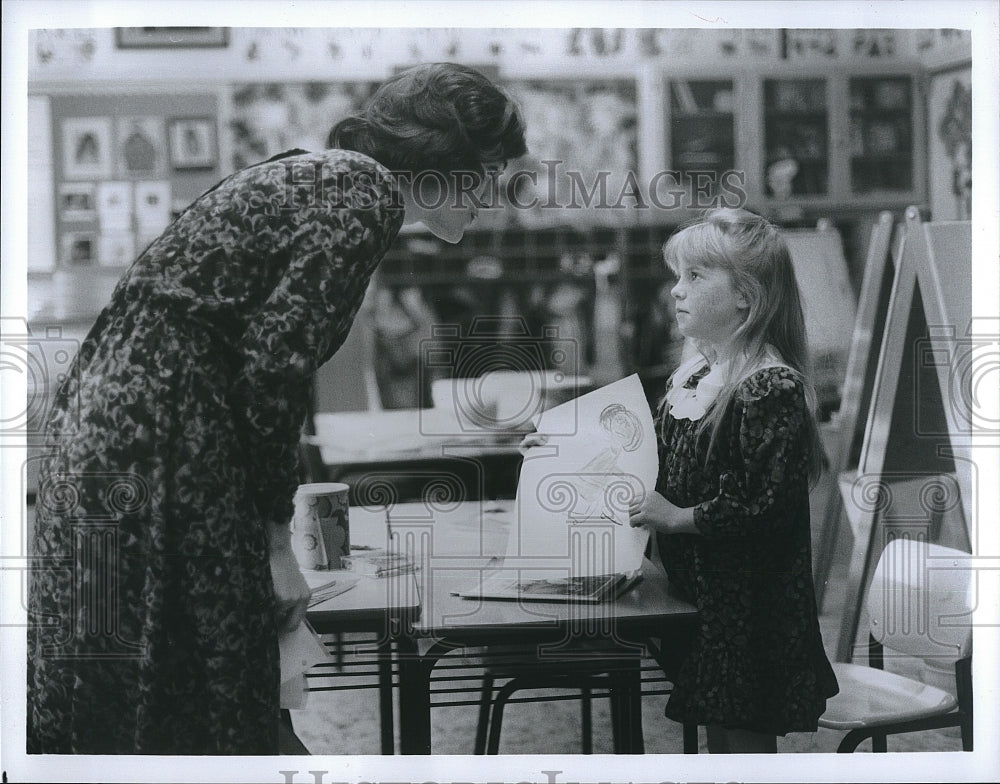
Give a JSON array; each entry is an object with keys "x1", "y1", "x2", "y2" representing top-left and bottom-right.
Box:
[{"x1": 291, "y1": 482, "x2": 351, "y2": 570}]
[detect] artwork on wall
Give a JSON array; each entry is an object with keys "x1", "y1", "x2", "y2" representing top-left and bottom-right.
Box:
[
  {"x1": 502, "y1": 79, "x2": 638, "y2": 227},
  {"x1": 782, "y1": 29, "x2": 840, "y2": 60},
  {"x1": 57, "y1": 182, "x2": 96, "y2": 222},
  {"x1": 61, "y1": 231, "x2": 96, "y2": 266},
  {"x1": 915, "y1": 29, "x2": 972, "y2": 57},
  {"x1": 850, "y1": 29, "x2": 899, "y2": 58},
  {"x1": 96, "y1": 181, "x2": 134, "y2": 231},
  {"x1": 116, "y1": 116, "x2": 167, "y2": 177},
  {"x1": 61, "y1": 117, "x2": 113, "y2": 179},
  {"x1": 228, "y1": 82, "x2": 378, "y2": 170},
  {"x1": 928, "y1": 65, "x2": 972, "y2": 221},
  {"x1": 115, "y1": 27, "x2": 229, "y2": 49},
  {"x1": 134, "y1": 181, "x2": 173, "y2": 235},
  {"x1": 98, "y1": 233, "x2": 136, "y2": 268},
  {"x1": 168, "y1": 118, "x2": 218, "y2": 170}
]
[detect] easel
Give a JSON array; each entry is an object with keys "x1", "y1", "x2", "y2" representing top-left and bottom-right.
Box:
[
  {"x1": 781, "y1": 220, "x2": 858, "y2": 406},
  {"x1": 836, "y1": 207, "x2": 974, "y2": 662},
  {"x1": 812, "y1": 212, "x2": 899, "y2": 606}
]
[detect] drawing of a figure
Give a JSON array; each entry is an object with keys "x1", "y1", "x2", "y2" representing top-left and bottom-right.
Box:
[
  {"x1": 938, "y1": 79, "x2": 972, "y2": 220},
  {"x1": 571, "y1": 402, "x2": 643, "y2": 522},
  {"x1": 75, "y1": 132, "x2": 100, "y2": 165},
  {"x1": 124, "y1": 125, "x2": 157, "y2": 173},
  {"x1": 184, "y1": 127, "x2": 203, "y2": 157}
]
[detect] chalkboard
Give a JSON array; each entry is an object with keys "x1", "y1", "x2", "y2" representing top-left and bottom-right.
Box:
[
  {"x1": 836, "y1": 208, "x2": 974, "y2": 662},
  {"x1": 813, "y1": 211, "x2": 897, "y2": 605}
]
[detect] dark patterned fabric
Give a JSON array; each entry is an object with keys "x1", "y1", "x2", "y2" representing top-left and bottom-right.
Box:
[
  {"x1": 655, "y1": 365, "x2": 838, "y2": 735},
  {"x1": 27, "y1": 149, "x2": 403, "y2": 754}
]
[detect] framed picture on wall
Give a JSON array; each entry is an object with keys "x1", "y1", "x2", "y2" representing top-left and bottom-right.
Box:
[
  {"x1": 927, "y1": 63, "x2": 972, "y2": 221},
  {"x1": 61, "y1": 117, "x2": 113, "y2": 179},
  {"x1": 61, "y1": 231, "x2": 97, "y2": 266},
  {"x1": 168, "y1": 118, "x2": 217, "y2": 170},
  {"x1": 115, "y1": 27, "x2": 229, "y2": 49},
  {"x1": 116, "y1": 116, "x2": 167, "y2": 177},
  {"x1": 96, "y1": 181, "x2": 134, "y2": 231},
  {"x1": 58, "y1": 183, "x2": 97, "y2": 221},
  {"x1": 99, "y1": 232, "x2": 137, "y2": 268},
  {"x1": 134, "y1": 180, "x2": 172, "y2": 234}
]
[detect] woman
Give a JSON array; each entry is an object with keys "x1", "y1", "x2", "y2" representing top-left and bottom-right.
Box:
[{"x1": 28, "y1": 62, "x2": 526, "y2": 755}]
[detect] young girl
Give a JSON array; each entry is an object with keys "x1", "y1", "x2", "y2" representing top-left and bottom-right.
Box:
[{"x1": 628, "y1": 207, "x2": 839, "y2": 753}]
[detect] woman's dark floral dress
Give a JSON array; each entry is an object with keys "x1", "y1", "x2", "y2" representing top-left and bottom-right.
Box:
[
  {"x1": 27, "y1": 149, "x2": 403, "y2": 754},
  {"x1": 656, "y1": 364, "x2": 839, "y2": 735}
]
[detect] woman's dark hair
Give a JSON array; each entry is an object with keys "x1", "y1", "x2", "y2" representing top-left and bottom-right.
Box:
[{"x1": 328, "y1": 62, "x2": 527, "y2": 175}]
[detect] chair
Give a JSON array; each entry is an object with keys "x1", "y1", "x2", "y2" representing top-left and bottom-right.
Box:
[
  {"x1": 471, "y1": 635, "x2": 699, "y2": 755},
  {"x1": 819, "y1": 538, "x2": 973, "y2": 752},
  {"x1": 472, "y1": 643, "x2": 647, "y2": 754}
]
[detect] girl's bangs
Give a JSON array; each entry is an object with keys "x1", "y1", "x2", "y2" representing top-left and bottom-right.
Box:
[{"x1": 664, "y1": 222, "x2": 734, "y2": 273}]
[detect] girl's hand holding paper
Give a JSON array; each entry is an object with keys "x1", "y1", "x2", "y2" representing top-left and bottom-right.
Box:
[{"x1": 628, "y1": 491, "x2": 697, "y2": 535}]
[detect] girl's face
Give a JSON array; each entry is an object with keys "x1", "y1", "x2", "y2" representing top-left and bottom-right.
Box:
[{"x1": 669, "y1": 256, "x2": 748, "y2": 350}]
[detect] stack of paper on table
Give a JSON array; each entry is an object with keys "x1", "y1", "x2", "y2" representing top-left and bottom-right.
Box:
[
  {"x1": 456, "y1": 570, "x2": 644, "y2": 603},
  {"x1": 342, "y1": 547, "x2": 418, "y2": 578},
  {"x1": 302, "y1": 569, "x2": 361, "y2": 608}
]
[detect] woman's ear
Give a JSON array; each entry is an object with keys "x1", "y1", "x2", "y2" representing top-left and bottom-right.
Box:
[{"x1": 735, "y1": 292, "x2": 749, "y2": 309}]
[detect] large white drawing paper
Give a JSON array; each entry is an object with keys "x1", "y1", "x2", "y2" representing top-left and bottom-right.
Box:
[{"x1": 509, "y1": 374, "x2": 656, "y2": 577}]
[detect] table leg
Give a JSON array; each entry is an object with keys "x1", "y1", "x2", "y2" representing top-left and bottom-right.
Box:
[
  {"x1": 683, "y1": 722, "x2": 699, "y2": 753},
  {"x1": 625, "y1": 658, "x2": 644, "y2": 753},
  {"x1": 377, "y1": 637, "x2": 394, "y2": 755},
  {"x1": 396, "y1": 636, "x2": 433, "y2": 754},
  {"x1": 610, "y1": 660, "x2": 644, "y2": 753}
]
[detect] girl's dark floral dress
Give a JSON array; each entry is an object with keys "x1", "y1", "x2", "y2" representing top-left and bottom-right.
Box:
[
  {"x1": 656, "y1": 364, "x2": 839, "y2": 735},
  {"x1": 27, "y1": 149, "x2": 403, "y2": 754}
]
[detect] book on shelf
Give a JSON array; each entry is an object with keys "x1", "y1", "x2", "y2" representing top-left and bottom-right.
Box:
[{"x1": 455, "y1": 570, "x2": 643, "y2": 603}]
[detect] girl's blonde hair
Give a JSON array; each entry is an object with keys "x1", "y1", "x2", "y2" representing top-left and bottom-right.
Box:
[{"x1": 662, "y1": 208, "x2": 824, "y2": 484}]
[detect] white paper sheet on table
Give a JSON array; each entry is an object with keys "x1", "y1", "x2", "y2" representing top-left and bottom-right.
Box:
[{"x1": 508, "y1": 374, "x2": 656, "y2": 578}]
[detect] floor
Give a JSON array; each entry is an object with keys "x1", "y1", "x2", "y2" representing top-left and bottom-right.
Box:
[{"x1": 288, "y1": 428, "x2": 967, "y2": 756}]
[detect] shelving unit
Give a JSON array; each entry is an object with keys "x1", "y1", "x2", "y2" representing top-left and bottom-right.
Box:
[
  {"x1": 667, "y1": 79, "x2": 736, "y2": 195},
  {"x1": 741, "y1": 67, "x2": 925, "y2": 212},
  {"x1": 848, "y1": 76, "x2": 914, "y2": 194},
  {"x1": 763, "y1": 78, "x2": 830, "y2": 198}
]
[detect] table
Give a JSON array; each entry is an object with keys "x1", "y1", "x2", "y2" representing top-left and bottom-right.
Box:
[
  {"x1": 308, "y1": 410, "x2": 526, "y2": 502},
  {"x1": 306, "y1": 500, "x2": 698, "y2": 755},
  {"x1": 306, "y1": 571, "x2": 420, "y2": 755}
]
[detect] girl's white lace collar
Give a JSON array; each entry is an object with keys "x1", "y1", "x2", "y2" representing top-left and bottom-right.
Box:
[
  {"x1": 665, "y1": 355, "x2": 725, "y2": 422},
  {"x1": 665, "y1": 349, "x2": 789, "y2": 422}
]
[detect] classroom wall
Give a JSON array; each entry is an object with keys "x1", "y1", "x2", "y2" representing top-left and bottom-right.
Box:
[
  {"x1": 29, "y1": 27, "x2": 937, "y2": 84},
  {"x1": 22, "y1": 27, "x2": 973, "y2": 415}
]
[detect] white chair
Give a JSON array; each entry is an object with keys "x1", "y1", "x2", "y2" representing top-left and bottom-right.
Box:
[{"x1": 819, "y1": 538, "x2": 973, "y2": 752}]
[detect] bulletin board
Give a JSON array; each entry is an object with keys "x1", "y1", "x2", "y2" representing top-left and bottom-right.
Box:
[
  {"x1": 47, "y1": 92, "x2": 221, "y2": 271},
  {"x1": 835, "y1": 208, "x2": 974, "y2": 661},
  {"x1": 228, "y1": 82, "x2": 378, "y2": 171},
  {"x1": 503, "y1": 79, "x2": 638, "y2": 228}
]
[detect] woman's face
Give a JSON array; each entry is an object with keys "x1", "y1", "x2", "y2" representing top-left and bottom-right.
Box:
[{"x1": 402, "y1": 171, "x2": 492, "y2": 244}]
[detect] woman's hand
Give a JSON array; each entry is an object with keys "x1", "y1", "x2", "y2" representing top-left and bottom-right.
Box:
[
  {"x1": 268, "y1": 523, "x2": 311, "y2": 634},
  {"x1": 518, "y1": 432, "x2": 549, "y2": 455},
  {"x1": 628, "y1": 491, "x2": 698, "y2": 535}
]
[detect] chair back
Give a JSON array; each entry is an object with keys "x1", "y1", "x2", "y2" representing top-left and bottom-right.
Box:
[{"x1": 868, "y1": 538, "x2": 973, "y2": 662}]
